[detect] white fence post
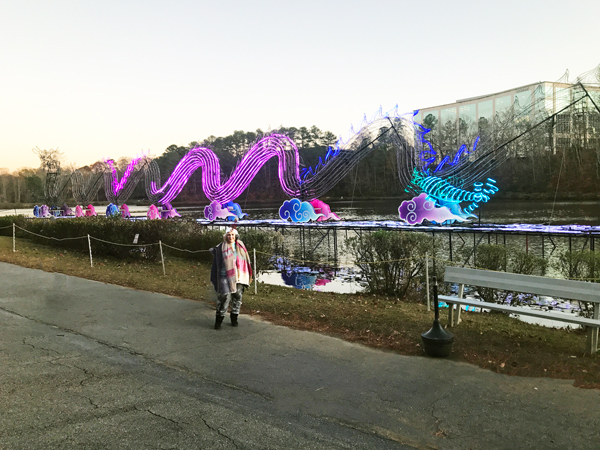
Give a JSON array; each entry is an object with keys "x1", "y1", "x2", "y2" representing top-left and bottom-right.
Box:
[
  {"x1": 12, "y1": 223, "x2": 16, "y2": 253},
  {"x1": 253, "y1": 248, "x2": 257, "y2": 295},
  {"x1": 425, "y1": 252, "x2": 430, "y2": 311},
  {"x1": 87, "y1": 234, "x2": 93, "y2": 267},
  {"x1": 159, "y1": 241, "x2": 166, "y2": 276}
]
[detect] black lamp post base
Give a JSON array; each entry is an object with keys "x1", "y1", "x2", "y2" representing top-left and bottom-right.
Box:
[{"x1": 421, "y1": 320, "x2": 454, "y2": 357}]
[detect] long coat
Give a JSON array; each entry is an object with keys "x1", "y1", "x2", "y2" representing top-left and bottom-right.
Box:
[
  {"x1": 209, "y1": 240, "x2": 253, "y2": 294},
  {"x1": 209, "y1": 243, "x2": 224, "y2": 293}
]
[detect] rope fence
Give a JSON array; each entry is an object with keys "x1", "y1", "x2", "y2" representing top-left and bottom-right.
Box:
[
  {"x1": 89, "y1": 235, "x2": 157, "y2": 247},
  {"x1": 14, "y1": 225, "x2": 88, "y2": 241},
  {"x1": 3, "y1": 222, "x2": 600, "y2": 285},
  {"x1": 160, "y1": 242, "x2": 211, "y2": 253}
]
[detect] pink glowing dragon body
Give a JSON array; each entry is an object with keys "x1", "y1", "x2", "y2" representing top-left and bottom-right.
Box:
[{"x1": 149, "y1": 111, "x2": 410, "y2": 207}]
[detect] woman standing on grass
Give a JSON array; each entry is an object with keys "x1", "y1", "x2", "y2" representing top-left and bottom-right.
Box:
[{"x1": 209, "y1": 227, "x2": 253, "y2": 329}]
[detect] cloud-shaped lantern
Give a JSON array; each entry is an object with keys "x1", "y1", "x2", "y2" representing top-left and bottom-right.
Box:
[{"x1": 279, "y1": 198, "x2": 324, "y2": 223}]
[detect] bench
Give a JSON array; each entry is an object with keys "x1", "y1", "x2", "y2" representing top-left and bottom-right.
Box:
[{"x1": 438, "y1": 266, "x2": 600, "y2": 354}]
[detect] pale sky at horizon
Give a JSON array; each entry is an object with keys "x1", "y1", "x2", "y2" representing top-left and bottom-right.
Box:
[{"x1": 1, "y1": 0, "x2": 598, "y2": 172}]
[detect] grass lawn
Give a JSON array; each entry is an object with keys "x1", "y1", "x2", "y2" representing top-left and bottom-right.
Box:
[{"x1": 1, "y1": 235, "x2": 598, "y2": 388}]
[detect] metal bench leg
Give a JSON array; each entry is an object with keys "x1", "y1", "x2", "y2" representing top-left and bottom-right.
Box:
[
  {"x1": 455, "y1": 284, "x2": 464, "y2": 326},
  {"x1": 448, "y1": 304, "x2": 455, "y2": 327},
  {"x1": 586, "y1": 304, "x2": 599, "y2": 354}
]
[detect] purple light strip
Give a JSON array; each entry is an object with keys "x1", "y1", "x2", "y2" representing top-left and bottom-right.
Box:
[
  {"x1": 151, "y1": 135, "x2": 302, "y2": 204},
  {"x1": 105, "y1": 156, "x2": 143, "y2": 196}
]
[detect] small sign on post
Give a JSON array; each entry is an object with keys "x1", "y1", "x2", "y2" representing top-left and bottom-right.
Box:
[{"x1": 133, "y1": 234, "x2": 139, "y2": 244}]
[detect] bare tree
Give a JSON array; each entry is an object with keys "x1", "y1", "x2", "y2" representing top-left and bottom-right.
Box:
[{"x1": 33, "y1": 147, "x2": 65, "y2": 205}]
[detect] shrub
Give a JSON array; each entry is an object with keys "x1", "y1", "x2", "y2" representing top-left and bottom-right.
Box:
[
  {"x1": 19, "y1": 216, "x2": 187, "y2": 261},
  {"x1": 474, "y1": 243, "x2": 508, "y2": 272},
  {"x1": 554, "y1": 250, "x2": 600, "y2": 282},
  {"x1": 347, "y1": 230, "x2": 440, "y2": 298},
  {"x1": 553, "y1": 250, "x2": 600, "y2": 317},
  {"x1": 510, "y1": 248, "x2": 548, "y2": 277},
  {"x1": 0, "y1": 216, "x2": 28, "y2": 237}
]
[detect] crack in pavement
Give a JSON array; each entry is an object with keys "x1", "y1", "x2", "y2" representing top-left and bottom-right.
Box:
[
  {"x1": 46, "y1": 357, "x2": 98, "y2": 388},
  {"x1": 22, "y1": 338, "x2": 61, "y2": 357},
  {"x1": 84, "y1": 396, "x2": 100, "y2": 409},
  {"x1": 427, "y1": 395, "x2": 451, "y2": 439},
  {"x1": 71, "y1": 363, "x2": 96, "y2": 387},
  {"x1": 138, "y1": 406, "x2": 190, "y2": 430},
  {"x1": 200, "y1": 417, "x2": 240, "y2": 449}
]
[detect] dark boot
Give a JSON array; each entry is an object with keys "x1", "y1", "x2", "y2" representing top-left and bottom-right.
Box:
[
  {"x1": 214, "y1": 315, "x2": 224, "y2": 330},
  {"x1": 230, "y1": 313, "x2": 238, "y2": 327}
]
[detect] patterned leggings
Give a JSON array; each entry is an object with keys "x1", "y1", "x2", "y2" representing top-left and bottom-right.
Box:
[{"x1": 216, "y1": 283, "x2": 244, "y2": 317}]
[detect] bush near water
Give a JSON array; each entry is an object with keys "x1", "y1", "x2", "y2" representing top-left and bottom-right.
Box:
[
  {"x1": 346, "y1": 230, "x2": 444, "y2": 298},
  {"x1": 554, "y1": 249, "x2": 600, "y2": 318}
]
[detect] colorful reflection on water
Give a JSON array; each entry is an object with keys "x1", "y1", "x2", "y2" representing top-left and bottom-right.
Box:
[{"x1": 259, "y1": 259, "x2": 364, "y2": 293}]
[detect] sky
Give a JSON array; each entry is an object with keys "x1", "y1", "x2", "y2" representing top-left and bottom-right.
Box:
[{"x1": 1, "y1": 0, "x2": 599, "y2": 172}]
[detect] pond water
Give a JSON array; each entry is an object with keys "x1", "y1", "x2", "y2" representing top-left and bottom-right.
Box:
[
  {"x1": 4, "y1": 198, "x2": 600, "y2": 225},
  {"x1": 219, "y1": 198, "x2": 600, "y2": 225}
]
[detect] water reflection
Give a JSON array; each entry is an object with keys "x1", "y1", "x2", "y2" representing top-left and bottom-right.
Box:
[
  {"x1": 259, "y1": 259, "x2": 364, "y2": 293},
  {"x1": 281, "y1": 271, "x2": 318, "y2": 289}
]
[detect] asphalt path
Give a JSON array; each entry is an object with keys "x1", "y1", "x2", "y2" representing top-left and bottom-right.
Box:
[{"x1": 1, "y1": 261, "x2": 599, "y2": 449}]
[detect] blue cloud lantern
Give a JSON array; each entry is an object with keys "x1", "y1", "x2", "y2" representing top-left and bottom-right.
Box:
[{"x1": 279, "y1": 198, "x2": 324, "y2": 222}]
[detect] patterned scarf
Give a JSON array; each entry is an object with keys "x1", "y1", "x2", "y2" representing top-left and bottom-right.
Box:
[{"x1": 222, "y1": 240, "x2": 252, "y2": 292}]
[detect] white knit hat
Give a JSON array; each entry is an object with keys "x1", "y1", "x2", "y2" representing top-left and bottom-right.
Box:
[{"x1": 224, "y1": 227, "x2": 238, "y2": 236}]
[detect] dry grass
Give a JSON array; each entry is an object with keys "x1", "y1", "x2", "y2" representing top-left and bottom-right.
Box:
[{"x1": 1, "y1": 236, "x2": 599, "y2": 388}]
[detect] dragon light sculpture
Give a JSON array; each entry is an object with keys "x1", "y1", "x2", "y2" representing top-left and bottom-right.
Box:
[{"x1": 144, "y1": 108, "x2": 415, "y2": 220}]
